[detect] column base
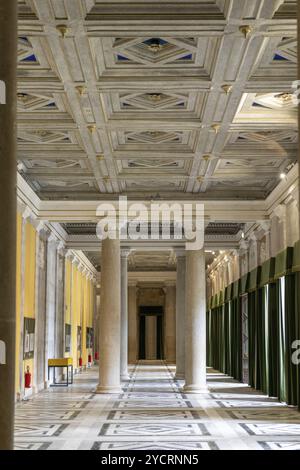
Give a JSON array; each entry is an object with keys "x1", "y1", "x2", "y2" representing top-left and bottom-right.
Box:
[
  {"x1": 121, "y1": 374, "x2": 130, "y2": 381},
  {"x1": 96, "y1": 385, "x2": 123, "y2": 394},
  {"x1": 175, "y1": 372, "x2": 185, "y2": 380},
  {"x1": 183, "y1": 384, "x2": 209, "y2": 394}
]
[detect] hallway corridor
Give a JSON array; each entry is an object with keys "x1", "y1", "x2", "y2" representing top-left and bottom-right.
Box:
[{"x1": 14, "y1": 362, "x2": 300, "y2": 451}]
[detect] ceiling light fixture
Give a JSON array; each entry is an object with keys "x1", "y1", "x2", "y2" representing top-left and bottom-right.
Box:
[
  {"x1": 222, "y1": 84, "x2": 232, "y2": 95},
  {"x1": 56, "y1": 24, "x2": 68, "y2": 38},
  {"x1": 17, "y1": 92, "x2": 27, "y2": 101},
  {"x1": 239, "y1": 25, "x2": 253, "y2": 39},
  {"x1": 275, "y1": 93, "x2": 293, "y2": 104},
  {"x1": 149, "y1": 93, "x2": 162, "y2": 102},
  {"x1": 148, "y1": 38, "x2": 162, "y2": 53},
  {"x1": 87, "y1": 125, "x2": 96, "y2": 134},
  {"x1": 76, "y1": 85, "x2": 86, "y2": 96},
  {"x1": 211, "y1": 123, "x2": 221, "y2": 133}
]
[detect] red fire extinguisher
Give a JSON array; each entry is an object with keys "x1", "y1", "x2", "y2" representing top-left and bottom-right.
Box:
[
  {"x1": 79, "y1": 357, "x2": 83, "y2": 367},
  {"x1": 24, "y1": 366, "x2": 31, "y2": 389},
  {"x1": 88, "y1": 354, "x2": 92, "y2": 364},
  {"x1": 95, "y1": 351, "x2": 99, "y2": 361}
]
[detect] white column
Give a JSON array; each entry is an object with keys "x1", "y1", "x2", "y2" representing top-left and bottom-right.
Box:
[
  {"x1": 175, "y1": 250, "x2": 186, "y2": 379},
  {"x1": 45, "y1": 235, "x2": 58, "y2": 386},
  {"x1": 96, "y1": 237, "x2": 122, "y2": 394},
  {"x1": 120, "y1": 249, "x2": 130, "y2": 381},
  {"x1": 33, "y1": 223, "x2": 48, "y2": 392},
  {"x1": 128, "y1": 282, "x2": 138, "y2": 363},
  {"x1": 184, "y1": 248, "x2": 208, "y2": 393},
  {"x1": 164, "y1": 282, "x2": 176, "y2": 363},
  {"x1": 55, "y1": 243, "x2": 65, "y2": 359}
]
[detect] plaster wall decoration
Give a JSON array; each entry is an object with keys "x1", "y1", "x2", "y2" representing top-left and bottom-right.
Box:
[{"x1": 259, "y1": 236, "x2": 267, "y2": 265}]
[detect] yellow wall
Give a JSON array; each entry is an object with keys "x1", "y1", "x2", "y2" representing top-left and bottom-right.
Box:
[
  {"x1": 64, "y1": 260, "x2": 95, "y2": 367},
  {"x1": 15, "y1": 213, "x2": 22, "y2": 393},
  {"x1": 23, "y1": 222, "x2": 36, "y2": 386},
  {"x1": 15, "y1": 218, "x2": 36, "y2": 394}
]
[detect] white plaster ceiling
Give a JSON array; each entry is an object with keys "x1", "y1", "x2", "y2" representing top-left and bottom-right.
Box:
[{"x1": 16, "y1": 0, "x2": 297, "y2": 201}]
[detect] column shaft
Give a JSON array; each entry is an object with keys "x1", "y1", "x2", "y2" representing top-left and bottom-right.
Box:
[
  {"x1": 164, "y1": 284, "x2": 176, "y2": 363},
  {"x1": 45, "y1": 239, "x2": 58, "y2": 384},
  {"x1": 97, "y1": 238, "x2": 122, "y2": 393},
  {"x1": 120, "y1": 252, "x2": 129, "y2": 380},
  {"x1": 184, "y1": 249, "x2": 207, "y2": 393},
  {"x1": 0, "y1": 0, "x2": 17, "y2": 450},
  {"x1": 128, "y1": 284, "x2": 138, "y2": 363},
  {"x1": 175, "y1": 254, "x2": 186, "y2": 379}
]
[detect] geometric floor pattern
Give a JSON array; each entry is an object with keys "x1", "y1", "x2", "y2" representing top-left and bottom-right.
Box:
[{"x1": 14, "y1": 361, "x2": 300, "y2": 450}]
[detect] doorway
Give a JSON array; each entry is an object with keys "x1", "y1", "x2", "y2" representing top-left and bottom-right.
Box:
[{"x1": 139, "y1": 306, "x2": 163, "y2": 360}]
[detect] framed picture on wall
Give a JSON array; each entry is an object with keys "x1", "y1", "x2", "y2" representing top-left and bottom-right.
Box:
[
  {"x1": 65, "y1": 323, "x2": 71, "y2": 353},
  {"x1": 86, "y1": 327, "x2": 94, "y2": 349},
  {"x1": 23, "y1": 318, "x2": 35, "y2": 359},
  {"x1": 77, "y1": 326, "x2": 82, "y2": 352}
]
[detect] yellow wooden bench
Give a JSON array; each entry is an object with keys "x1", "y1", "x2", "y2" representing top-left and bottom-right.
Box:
[{"x1": 48, "y1": 358, "x2": 73, "y2": 386}]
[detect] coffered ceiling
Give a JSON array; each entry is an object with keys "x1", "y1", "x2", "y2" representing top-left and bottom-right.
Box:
[{"x1": 17, "y1": 0, "x2": 298, "y2": 202}]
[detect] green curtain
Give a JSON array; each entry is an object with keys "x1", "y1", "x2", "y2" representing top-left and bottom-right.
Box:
[
  {"x1": 256, "y1": 287, "x2": 268, "y2": 394},
  {"x1": 224, "y1": 301, "x2": 231, "y2": 375},
  {"x1": 248, "y1": 290, "x2": 257, "y2": 389},
  {"x1": 296, "y1": 272, "x2": 300, "y2": 410},
  {"x1": 208, "y1": 304, "x2": 228, "y2": 374},
  {"x1": 268, "y1": 281, "x2": 280, "y2": 398},
  {"x1": 229, "y1": 297, "x2": 242, "y2": 381},
  {"x1": 278, "y1": 278, "x2": 287, "y2": 403},
  {"x1": 284, "y1": 273, "x2": 298, "y2": 405},
  {"x1": 206, "y1": 309, "x2": 211, "y2": 367}
]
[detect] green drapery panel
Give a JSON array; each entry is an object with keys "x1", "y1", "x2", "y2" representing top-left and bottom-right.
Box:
[
  {"x1": 248, "y1": 285, "x2": 271, "y2": 395},
  {"x1": 206, "y1": 310, "x2": 212, "y2": 367},
  {"x1": 260, "y1": 258, "x2": 275, "y2": 287},
  {"x1": 256, "y1": 287, "x2": 268, "y2": 394},
  {"x1": 296, "y1": 272, "x2": 300, "y2": 410},
  {"x1": 232, "y1": 280, "x2": 239, "y2": 299},
  {"x1": 283, "y1": 272, "x2": 300, "y2": 406},
  {"x1": 292, "y1": 240, "x2": 300, "y2": 272},
  {"x1": 278, "y1": 278, "x2": 287, "y2": 402},
  {"x1": 211, "y1": 294, "x2": 218, "y2": 309},
  {"x1": 218, "y1": 290, "x2": 224, "y2": 307},
  {"x1": 274, "y1": 247, "x2": 293, "y2": 280},
  {"x1": 247, "y1": 267, "x2": 261, "y2": 293},
  {"x1": 268, "y1": 281, "x2": 280, "y2": 398},
  {"x1": 224, "y1": 301, "x2": 231, "y2": 375},
  {"x1": 225, "y1": 284, "x2": 232, "y2": 303},
  {"x1": 248, "y1": 291, "x2": 256, "y2": 388},
  {"x1": 230, "y1": 297, "x2": 242, "y2": 381}
]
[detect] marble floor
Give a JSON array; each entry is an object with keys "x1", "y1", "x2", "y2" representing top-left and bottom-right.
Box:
[{"x1": 14, "y1": 361, "x2": 300, "y2": 450}]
